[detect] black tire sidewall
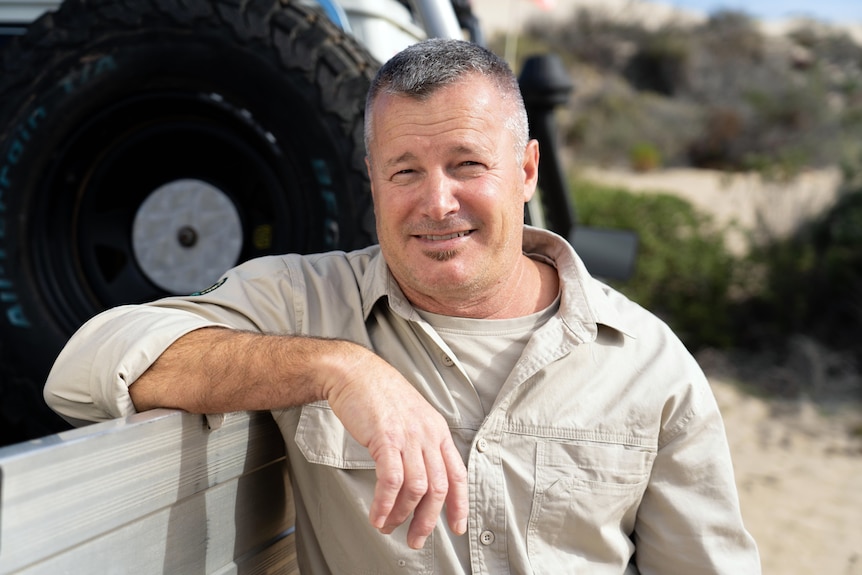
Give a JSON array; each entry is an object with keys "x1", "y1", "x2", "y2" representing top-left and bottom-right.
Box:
[{"x1": 0, "y1": 1, "x2": 377, "y2": 426}]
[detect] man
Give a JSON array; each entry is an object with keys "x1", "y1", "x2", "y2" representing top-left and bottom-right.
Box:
[{"x1": 45, "y1": 39, "x2": 760, "y2": 573}]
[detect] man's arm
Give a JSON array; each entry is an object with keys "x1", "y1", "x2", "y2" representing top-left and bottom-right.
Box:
[
  {"x1": 131, "y1": 326, "x2": 468, "y2": 550},
  {"x1": 633, "y1": 381, "x2": 761, "y2": 573}
]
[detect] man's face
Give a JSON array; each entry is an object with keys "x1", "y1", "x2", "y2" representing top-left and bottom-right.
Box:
[{"x1": 366, "y1": 74, "x2": 539, "y2": 314}]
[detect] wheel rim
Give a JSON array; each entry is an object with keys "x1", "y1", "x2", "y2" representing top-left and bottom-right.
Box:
[{"x1": 31, "y1": 90, "x2": 306, "y2": 333}]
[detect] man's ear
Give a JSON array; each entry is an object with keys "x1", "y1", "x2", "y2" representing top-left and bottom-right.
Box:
[
  {"x1": 365, "y1": 156, "x2": 379, "y2": 220},
  {"x1": 522, "y1": 139, "x2": 540, "y2": 203},
  {"x1": 365, "y1": 156, "x2": 376, "y2": 199}
]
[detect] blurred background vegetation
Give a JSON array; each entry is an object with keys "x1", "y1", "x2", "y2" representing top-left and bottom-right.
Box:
[{"x1": 490, "y1": 9, "x2": 861, "y2": 396}]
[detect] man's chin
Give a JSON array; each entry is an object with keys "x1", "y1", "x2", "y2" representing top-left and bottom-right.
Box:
[{"x1": 422, "y1": 248, "x2": 461, "y2": 262}]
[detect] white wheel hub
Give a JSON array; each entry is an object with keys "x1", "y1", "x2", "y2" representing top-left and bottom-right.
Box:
[{"x1": 132, "y1": 179, "x2": 243, "y2": 294}]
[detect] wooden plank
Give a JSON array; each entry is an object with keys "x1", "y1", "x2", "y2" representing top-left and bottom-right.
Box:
[{"x1": 0, "y1": 410, "x2": 295, "y2": 574}]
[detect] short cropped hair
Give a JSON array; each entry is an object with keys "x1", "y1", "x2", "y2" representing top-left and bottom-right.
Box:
[{"x1": 364, "y1": 38, "x2": 529, "y2": 162}]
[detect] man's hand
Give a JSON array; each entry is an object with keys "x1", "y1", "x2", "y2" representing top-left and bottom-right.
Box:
[{"x1": 323, "y1": 346, "x2": 469, "y2": 549}]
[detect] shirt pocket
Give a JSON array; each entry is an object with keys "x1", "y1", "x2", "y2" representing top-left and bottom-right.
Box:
[
  {"x1": 295, "y1": 402, "x2": 435, "y2": 574},
  {"x1": 295, "y1": 400, "x2": 376, "y2": 468},
  {"x1": 527, "y1": 440, "x2": 654, "y2": 573}
]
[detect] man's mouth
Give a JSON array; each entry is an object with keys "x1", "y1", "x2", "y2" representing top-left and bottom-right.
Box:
[{"x1": 418, "y1": 230, "x2": 473, "y2": 241}]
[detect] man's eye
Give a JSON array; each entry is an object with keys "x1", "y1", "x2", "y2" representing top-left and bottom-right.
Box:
[
  {"x1": 390, "y1": 169, "x2": 417, "y2": 182},
  {"x1": 456, "y1": 162, "x2": 485, "y2": 174}
]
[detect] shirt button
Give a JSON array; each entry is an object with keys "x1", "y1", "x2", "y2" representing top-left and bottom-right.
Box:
[
  {"x1": 397, "y1": 559, "x2": 407, "y2": 567},
  {"x1": 442, "y1": 354, "x2": 454, "y2": 366},
  {"x1": 476, "y1": 438, "x2": 489, "y2": 452},
  {"x1": 480, "y1": 530, "x2": 495, "y2": 545}
]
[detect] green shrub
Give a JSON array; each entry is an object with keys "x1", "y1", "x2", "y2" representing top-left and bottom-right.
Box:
[
  {"x1": 743, "y1": 188, "x2": 862, "y2": 351},
  {"x1": 569, "y1": 177, "x2": 861, "y2": 359},
  {"x1": 623, "y1": 28, "x2": 692, "y2": 96},
  {"x1": 629, "y1": 142, "x2": 662, "y2": 171},
  {"x1": 567, "y1": 88, "x2": 703, "y2": 168},
  {"x1": 571, "y1": 178, "x2": 736, "y2": 348},
  {"x1": 515, "y1": 6, "x2": 862, "y2": 178}
]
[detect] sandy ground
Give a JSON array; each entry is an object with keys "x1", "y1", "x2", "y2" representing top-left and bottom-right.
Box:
[{"x1": 708, "y1": 373, "x2": 862, "y2": 575}]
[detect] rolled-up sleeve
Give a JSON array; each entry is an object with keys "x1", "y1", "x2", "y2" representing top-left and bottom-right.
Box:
[
  {"x1": 634, "y1": 380, "x2": 761, "y2": 574},
  {"x1": 44, "y1": 305, "x2": 227, "y2": 425}
]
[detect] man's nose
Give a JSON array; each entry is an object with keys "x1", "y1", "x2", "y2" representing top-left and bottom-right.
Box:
[{"x1": 421, "y1": 170, "x2": 460, "y2": 219}]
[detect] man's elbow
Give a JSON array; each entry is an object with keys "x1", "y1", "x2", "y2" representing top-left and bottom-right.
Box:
[{"x1": 42, "y1": 353, "x2": 137, "y2": 426}]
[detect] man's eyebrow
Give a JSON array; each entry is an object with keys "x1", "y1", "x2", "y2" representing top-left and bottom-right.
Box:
[
  {"x1": 448, "y1": 144, "x2": 481, "y2": 157},
  {"x1": 381, "y1": 144, "x2": 488, "y2": 170},
  {"x1": 383, "y1": 152, "x2": 418, "y2": 169}
]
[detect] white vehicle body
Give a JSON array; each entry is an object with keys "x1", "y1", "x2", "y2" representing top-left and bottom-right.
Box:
[{"x1": 0, "y1": 0, "x2": 464, "y2": 62}]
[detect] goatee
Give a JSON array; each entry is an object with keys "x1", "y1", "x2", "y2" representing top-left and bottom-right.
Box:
[{"x1": 424, "y1": 249, "x2": 459, "y2": 262}]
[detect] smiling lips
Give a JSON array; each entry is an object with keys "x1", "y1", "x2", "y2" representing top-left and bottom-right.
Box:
[{"x1": 418, "y1": 230, "x2": 472, "y2": 241}]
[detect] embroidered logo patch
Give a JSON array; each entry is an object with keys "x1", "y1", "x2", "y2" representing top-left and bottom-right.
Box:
[{"x1": 190, "y1": 277, "x2": 227, "y2": 296}]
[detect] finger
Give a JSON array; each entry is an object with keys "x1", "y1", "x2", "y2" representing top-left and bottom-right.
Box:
[
  {"x1": 369, "y1": 446, "x2": 404, "y2": 530},
  {"x1": 441, "y1": 440, "x2": 469, "y2": 535},
  {"x1": 405, "y1": 449, "x2": 450, "y2": 549},
  {"x1": 380, "y1": 442, "x2": 428, "y2": 535}
]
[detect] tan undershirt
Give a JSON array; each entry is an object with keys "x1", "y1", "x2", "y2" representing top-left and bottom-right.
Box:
[{"x1": 416, "y1": 294, "x2": 561, "y2": 416}]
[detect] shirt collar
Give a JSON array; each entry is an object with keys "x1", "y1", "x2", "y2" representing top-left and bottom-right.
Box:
[
  {"x1": 359, "y1": 226, "x2": 635, "y2": 340},
  {"x1": 522, "y1": 226, "x2": 635, "y2": 341},
  {"x1": 360, "y1": 245, "x2": 410, "y2": 320}
]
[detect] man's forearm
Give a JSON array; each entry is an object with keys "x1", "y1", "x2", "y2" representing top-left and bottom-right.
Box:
[
  {"x1": 103, "y1": 324, "x2": 470, "y2": 550},
  {"x1": 130, "y1": 326, "x2": 367, "y2": 414}
]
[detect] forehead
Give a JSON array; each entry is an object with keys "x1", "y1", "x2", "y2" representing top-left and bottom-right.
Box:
[{"x1": 368, "y1": 76, "x2": 511, "y2": 156}]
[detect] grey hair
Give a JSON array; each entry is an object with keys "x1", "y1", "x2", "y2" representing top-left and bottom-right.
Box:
[{"x1": 364, "y1": 38, "x2": 529, "y2": 162}]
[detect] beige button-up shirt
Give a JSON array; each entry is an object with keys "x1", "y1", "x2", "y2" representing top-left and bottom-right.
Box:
[{"x1": 45, "y1": 227, "x2": 760, "y2": 574}]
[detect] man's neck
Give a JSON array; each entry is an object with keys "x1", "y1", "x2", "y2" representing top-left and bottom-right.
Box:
[{"x1": 405, "y1": 255, "x2": 560, "y2": 320}]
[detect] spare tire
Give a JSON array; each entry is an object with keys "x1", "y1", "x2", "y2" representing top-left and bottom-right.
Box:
[{"x1": 0, "y1": 0, "x2": 378, "y2": 444}]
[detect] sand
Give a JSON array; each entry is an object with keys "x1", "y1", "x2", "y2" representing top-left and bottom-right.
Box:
[{"x1": 708, "y1": 375, "x2": 862, "y2": 574}]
